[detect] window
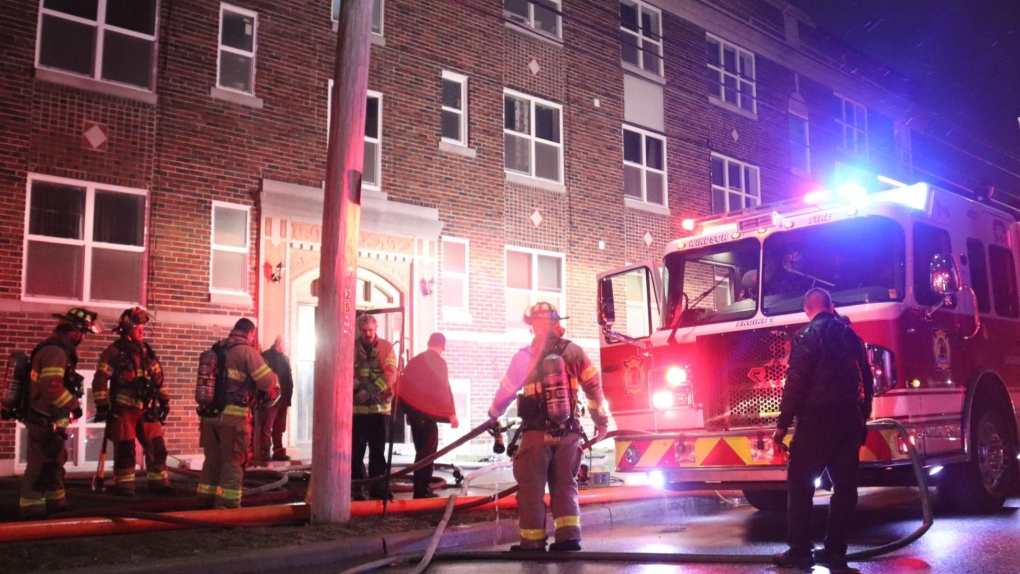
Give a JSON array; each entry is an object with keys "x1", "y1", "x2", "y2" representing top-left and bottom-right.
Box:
[
  {"x1": 710, "y1": 154, "x2": 759, "y2": 213},
  {"x1": 36, "y1": 0, "x2": 158, "y2": 90},
  {"x1": 441, "y1": 71, "x2": 468, "y2": 146},
  {"x1": 331, "y1": 0, "x2": 383, "y2": 35},
  {"x1": 211, "y1": 203, "x2": 250, "y2": 293},
  {"x1": 218, "y1": 4, "x2": 257, "y2": 94},
  {"x1": 620, "y1": 0, "x2": 662, "y2": 75},
  {"x1": 442, "y1": 238, "x2": 469, "y2": 318},
  {"x1": 505, "y1": 247, "x2": 565, "y2": 327},
  {"x1": 504, "y1": 0, "x2": 561, "y2": 38},
  {"x1": 966, "y1": 238, "x2": 991, "y2": 313},
  {"x1": 789, "y1": 113, "x2": 810, "y2": 174},
  {"x1": 706, "y1": 35, "x2": 756, "y2": 113},
  {"x1": 326, "y1": 82, "x2": 382, "y2": 190},
  {"x1": 913, "y1": 223, "x2": 952, "y2": 307},
  {"x1": 623, "y1": 126, "x2": 666, "y2": 206},
  {"x1": 989, "y1": 244, "x2": 1019, "y2": 318},
  {"x1": 836, "y1": 95, "x2": 868, "y2": 155},
  {"x1": 504, "y1": 90, "x2": 563, "y2": 183},
  {"x1": 24, "y1": 175, "x2": 146, "y2": 304}
]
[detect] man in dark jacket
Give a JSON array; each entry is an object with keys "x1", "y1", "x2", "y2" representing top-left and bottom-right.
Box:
[
  {"x1": 398, "y1": 332, "x2": 458, "y2": 498},
  {"x1": 773, "y1": 288, "x2": 874, "y2": 571},
  {"x1": 255, "y1": 335, "x2": 294, "y2": 464}
]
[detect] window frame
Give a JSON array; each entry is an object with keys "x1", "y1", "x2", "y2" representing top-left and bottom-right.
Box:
[
  {"x1": 326, "y1": 81, "x2": 382, "y2": 190},
  {"x1": 503, "y1": 89, "x2": 564, "y2": 184},
  {"x1": 622, "y1": 125, "x2": 667, "y2": 207},
  {"x1": 504, "y1": 246, "x2": 566, "y2": 329},
  {"x1": 788, "y1": 112, "x2": 810, "y2": 175},
  {"x1": 331, "y1": 0, "x2": 384, "y2": 36},
  {"x1": 836, "y1": 94, "x2": 868, "y2": 156},
  {"x1": 441, "y1": 237, "x2": 470, "y2": 315},
  {"x1": 23, "y1": 173, "x2": 148, "y2": 306},
  {"x1": 440, "y1": 71, "x2": 468, "y2": 147},
  {"x1": 210, "y1": 201, "x2": 252, "y2": 295},
  {"x1": 504, "y1": 0, "x2": 562, "y2": 39},
  {"x1": 706, "y1": 34, "x2": 757, "y2": 114},
  {"x1": 710, "y1": 153, "x2": 760, "y2": 213},
  {"x1": 217, "y1": 3, "x2": 258, "y2": 95},
  {"x1": 620, "y1": 0, "x2": 663, "y2": 76}
]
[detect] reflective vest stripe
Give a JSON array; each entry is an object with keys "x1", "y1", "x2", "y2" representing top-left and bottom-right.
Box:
[
  {"x1": 252, "y1": 364, "x2": 272, "y2": 381},
  {"x1": 115, "y1": 395, "x2": 142, "y2": 408},
  {"x1": 223, "y1": 404, "x2": 248, "y2": 417},
  {"x1": 97, "y1": 363, "x2": 114, "y2": 376},
  {"x1": 52, "y1": 391, "x2": 75, "y2": 409},
  {"x1": 353, "y1": 404, "x2": 392, "y2": 414},
  {"x1": 372, "y1": 378, "x2": 388, "y2": 391},
  {"x1": 40, "y1": 367, "x2": 65, "y2": 378},
  {"x1": 93, "y1": 390, "x2": 109, "y2": 401}
]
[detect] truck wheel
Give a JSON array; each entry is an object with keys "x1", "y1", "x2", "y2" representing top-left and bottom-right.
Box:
[
  {"x1": 940, "y1": 403, "x2": 1016, "y2": 512},
  {"x1": 742, "y1": 489, "x2": 787, "y2": 511}
]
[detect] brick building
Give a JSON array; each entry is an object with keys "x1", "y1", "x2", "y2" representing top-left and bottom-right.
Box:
[{"x1": 1, "y1": 0, "x2": 1017, "y2": 476}]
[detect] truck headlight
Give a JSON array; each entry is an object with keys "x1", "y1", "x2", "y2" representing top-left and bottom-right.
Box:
[{"x1": 652, "y1": 391, "x2": 675, "y2": 410}]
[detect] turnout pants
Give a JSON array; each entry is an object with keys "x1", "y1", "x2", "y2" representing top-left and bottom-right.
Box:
[
  {"x1": 512, "y1": 430, "x2": 584, "y2": 549},
  {"x1": 352, "y1": 413, "x2": 389, "y2": 498},
  {"x1": 20, "y1": 422, "x2": 68, "y2": 519},
  {"x1": 108, "y1": 408, "x2": 169, "y2": 491},
  {"x1": 197, "y1": 410, "x2": 249, "y2": 508},
  {"x1": 786, "y1": 404, "x2": 864, "y2": 558},
  {"x1": 408, "y1": 413, "x2": 439, "y2": 496}
]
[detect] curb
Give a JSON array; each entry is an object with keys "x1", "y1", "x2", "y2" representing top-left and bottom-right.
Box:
[{"x1": 59, "y1": 496, "x2": 725, "y2": 574}]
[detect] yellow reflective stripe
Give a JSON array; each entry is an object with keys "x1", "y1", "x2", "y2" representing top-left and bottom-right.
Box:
[
  {"x1": 580, "y1": 365, "x2": 599, "y2": 382},
  {"x1": 353, "y1": 404, "x2": 392, "y2": 414},
  {"x1": 20, "y1": 497, "x2": 47, "y2": 508},
  {"x1": 52, "y1": 391, "x2": 75, "y2": 409},
  {"x1": 382, "y1": 357, "x2": 397, "y2": 368},
  {"x1": 359, "y1": 368, "x2": 371, "y2": 376},
  {"x1": 115, "y1": 395, "x2": 142, "y2": 407},
  {"x1": 252, "y1": 364, "x2": 272, "y2": 380},
  {"x1": 568, "y1": 378, "x2": 579, "y2": 390},
  {"x1": 520, "y1": 528, "x2": 547, "y2": 541},
  {"x1": 197, "y1": 484, "x2": 220, "y2": 495},
  {"x1": 40, "y1": 367, "x2": 65, "y2": 378},
  {"x1": 45, "y1": 489, "x2": 66, "y2": 501},
  {"x1": 97, "y1": 363, "x2": 114, "y2": 376},
  {"x1": 372, "y1": 378, "x2": 388, "y2": 391},
  {"x1": 553, "y1": 515, "x2": 581, "y2": 529},
  {"x1": 115, "y1": 474, "x2": 136, "y2": 484},
  {"x1": 93, "y1": 390, "x2": 109, "y2": 401},
  {"x1": 147, "y1": 471, "x2": 169, "y2": 481},
  {"x1": 223, "y1": 404, "x2": 248, "y2": 416},
  {"x1": 220, "y1": 488, "x2": 242, "y2": 500},
  {"x1": 54, "y1": 417, "x2": 71, "y2": 428}
]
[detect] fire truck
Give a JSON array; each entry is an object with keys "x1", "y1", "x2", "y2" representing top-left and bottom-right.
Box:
[{"x1": 596, "y1": 181, "x2": 1020, "y2": 512}]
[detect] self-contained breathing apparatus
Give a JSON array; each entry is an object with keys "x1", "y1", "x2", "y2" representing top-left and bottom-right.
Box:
[
  {"x1": 517, "y1": 339, "x2": 583, "y2": 438},
  {"x1": 1, "y1": 340, "x2": 84, "y2": 430},
  {"x1": 196, "y1": 342, "x2": 228, "y2": 418}
]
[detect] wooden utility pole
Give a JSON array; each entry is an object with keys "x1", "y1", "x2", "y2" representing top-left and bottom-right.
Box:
[{"x1": 311, "y1": 0, "x2": 374, "y2": 524}]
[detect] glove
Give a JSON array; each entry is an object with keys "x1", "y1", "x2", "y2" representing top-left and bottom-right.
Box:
[
  {"x1": 353, "y1": 390, "x2": 369, "y2": 405},
  {"x1": 158, "y1": 400, "x2": 171, "y2": 423},
  {"x1": 772, "y1": 427, "x2": 789, "y2": 454},
  {"x1": 94, "y1": 404, "x2": 110, "y2": 423},
  {"x1": 71, "y1": 407, "x2": 83, "y2": 421},
  {"x1": 592, "y1": 424, "x2": 608, "y2": 445}
]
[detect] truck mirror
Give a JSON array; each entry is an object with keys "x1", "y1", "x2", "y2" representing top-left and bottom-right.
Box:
[
  {"x1": 930, "y1": 253, "x2": 960, "y2": 296},
  {"x1": 598, "y1": 277, "x2": 616, "y2": 327}
]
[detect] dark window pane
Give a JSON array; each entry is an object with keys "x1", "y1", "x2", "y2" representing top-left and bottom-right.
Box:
[
  {"x1": 44, "y1": 0, "x2": 98, "y2": 20},
  {"x1": 441, "y1": 110, "x2": 460, "y2": 140},
  {"x1": 90, "y1": 248, "x2": 142, "y2": 302},
  {"x1": 989, "y1": 244, "x2": 1019, "y2": 317},
  {"x1": 623, "y1": 165, "x2": 641, "y2": 198},
  {"x1": 364, "y1": 141, "x2": 379, "y2": 185},
  {"x1": 504, "y1": 134, "x2": 530, "y2": 173},
  {"x1": 535, "y1": 141, "x2": 559, "y2": 180},
  {"x1": 620, "y1": 2, "x2": 638, "y2": 31},
  {"x1": 102, "y1": 31, "x2": 153, "y2": 88},
  {"x1": 706, "y1": 39, "x2": 719, "y2": 66},
  {"x1": 30, "y1": 182, "x2": 84, "y2": 239},
  {"x1": 913, "y1": 223, "x2": 953, "y2": 306},
  {"x1": 94, "y1": 191, "x2": 144, "y2": 246},
  {"x1": 106, "y1": 0, "x2": 156, "y2": 34},
  {"x1": 727, "y1": 162, "x2": 741, "y2": 190},
  {"x1": 506, "y1": 250, "x2": 532, "y2": 289},
  {"x1": 623, "y1": 130, "x2": 642, "y2": 163},
  {"x1": 967, "y1": 238, "x2": 991, "y2": 313},
  {"x1": 219, "y1": 51, "x2": 252, "y2": 92},
  {"x1": 505, "y1": 0, "x2": 528, "y2": 19},
  {"x1": 442, "y1": 79, "x2": 461, "y2": 109},
  {"x1": 533, "y1": 0, "x2": 558, "y2": 34},
  {"x1": 365, "y1": 96, "x2": 379, "y2": 138},
  {"x1": 39, "y1": 15, "x2": 96, "y2": 76},
  {"x1": 222, "y1": 10, "x2": 254, "y2": 52},
  {"x1": 505, "y1": 95, "x2": 528, "y2": 133},
  {"x1": 534, "y1": 105, "x2": 559, "y2": 142},
  {"x1": 711, "y1": 157, "x2": 724, "y2": 185},
  {"x1": 25, "y1": 241, "x2": 83, "y2": 299},
  {"x1": 646, "y1": 136, "x2": 663, "y2": 169},
  {"x1": 646, "y1": 171, "x2": 664, "y2": 205},
  {"x1": 621, "y1": 29, "x2": 640, "y2": 66}
]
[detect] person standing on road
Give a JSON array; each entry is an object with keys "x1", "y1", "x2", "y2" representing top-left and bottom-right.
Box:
[
  {"x1": 196, "y1": 318, "x2": 280, "y2": 509},
  {"x1": 773, "y1": 288, "x2": 874, "y2": 571},
  {"x1": 254, "y1": 335, "x2": 294, "y2": 464},
  {"x1": 93, "y1": 307, "x2": 173, "y2": 496},
  {"x1": 352, "y1": 313, "x2": 397, "y2": 501},
  {"x1": 397, "y1": 332, "x2": 458, "y2": 499},
  {"x1": 488, "y1": 302, "x2": 609, "y2": 552},
  {"x1": 20, "y1": 308, "x2": 101, "y2": 519}
]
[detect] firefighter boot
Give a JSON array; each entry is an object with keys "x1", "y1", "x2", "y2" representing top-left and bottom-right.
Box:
[
  {"x1": 773, "y1": 548, "x2": 814, "y2": 569},
  {"x1": 352, "y1": 485, "x2": 369, "y2": 501},
  {"x1": 548, "y1": 540, "x2": 582, "y2": 552},
  {"x1": 272, "y1": 448, "x2": 291, "y2": 462},
  {"x1": 812, "y1": 548, "x2": 849, "y2": 572}
]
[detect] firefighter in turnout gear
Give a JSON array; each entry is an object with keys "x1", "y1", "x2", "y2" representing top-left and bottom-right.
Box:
[
  {"x1": 20, "y1": 308, "x2": 102, "y2": 519},
  {"x1": 196, "y1": 319, "x2": 279, "y2": 509},
  {"x1": 488, "y1": 302, "x2": 610, "y2": 552},
  {"x1": 93, "y1": 307, "x2": 172, "y2": 496},
  {"x1": 352, "y1": 313, "x2": 398, "y2": 501}
]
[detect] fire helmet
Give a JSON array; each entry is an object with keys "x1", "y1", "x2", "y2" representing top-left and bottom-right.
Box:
[
  {"x1": 523, "y1": 302, "x2": 568, "y2": 325},
  {"x1": 115, "y1": 306, "x2": 150, "y2": 333},
  {"x1": 51, "y1": 307, "x2": 103, "y2": 334}
]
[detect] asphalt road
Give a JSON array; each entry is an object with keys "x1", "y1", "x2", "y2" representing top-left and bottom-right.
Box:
[{"x1": 301, "y1": 488, "x2": 1020, "y2": 574}]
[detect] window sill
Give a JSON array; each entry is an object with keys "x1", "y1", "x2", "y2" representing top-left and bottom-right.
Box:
[
  {"x1": 504, "y1": 20, "x2": 563, "y2": 47},
  {"x1": 210, "y1": 291, "x2": 253, "y2": 306},
  {"x1": 439, "y1": 141, "x2": 477, "y2": 158},
  {"x1": 331, "y1": 21, "x2": 386, "y2": 47},
  {"x1": 441, "y1": 307, "x2": 473, "y2": 324},
  {"x1": 708, "y1": 96, "x2": 758, "y2": 121},
  {"x1": 505, "y1": 171, "x2": 566, "y2": 194},
  {"x1": 210, "y1": 87, "x2": 264, "y2": 109},
  {"x1": 621, "y1": 61, "x2": 666, "y2": 85},
  {"x1": 624, "y1": 197, "x2": 670, "y2": 215},
  {"x1": 35, "y1": 68, "x2": 157, "y2": 105}
]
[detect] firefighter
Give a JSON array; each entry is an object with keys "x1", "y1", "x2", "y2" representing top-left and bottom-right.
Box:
[
  {"x1": 352, "y1": 313, "x2": 397, "y2": 501},
  {"x1": 488, "y1": 302, "x2": 609, "y2": 552},
  {"x1": 93, "y1": 307, "x2": 172, "y2": 496},
  {"x1": 772, "y1": 288, "x2": 874, "y2": 571},
  {"x1": 20, "y1": 308, "x2": 101, "y2": 519},
  {"x1": 196, "y1": 318, "x2": 280, "y2": 509}
]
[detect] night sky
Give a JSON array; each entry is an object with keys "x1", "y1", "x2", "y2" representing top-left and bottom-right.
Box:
[{"x1": 787, "y1": 0, "x2": 1020, "y2": 154}]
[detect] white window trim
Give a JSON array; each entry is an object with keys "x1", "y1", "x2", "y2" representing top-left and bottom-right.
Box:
[
  {"x1": 331, "y1": 0, "x2": 385, "y2": 37},
  {"x1": 706, "y1": 33, "x2": 757, "y2": 116},
  {"x1": 789, "y1": 112, "x2": 810, "y2": 176},
  {"x1": 504, "y1": 0, "x2": 562, "y2": 39},
  {"x1": 35, "y1": 0, "x2": 159, "y2": 92},
  {"x1": 210, "y1": 201, "x2": 251, "y2": 295},
  {"x1": 217, "y1": 3, "x2": 258, "y2": 95},
  {"x1": 504, "y1": 246, "x2": 566, "y2": 331},
  {"x1": 622, "y1": 124, "x2": 668, "y2": 208},
  {"x1": 440, "y1": 70, "x2": 469, "y2": 147},
  {"x1": 22, "y1": 173, "x2": 148, "y2": 306},
  {"x1": 441, "y1": 237, "x2": 471, "y2": 323},
  {"x1": 710, "y1": 153, "x2": 761, "y2": 213},
  {"x1": 327, "y1": 81, "x2": 383, "y2": 190},
  {"x1": 620, "y1": 0, "x2": 663, "y2": 77},
  {"x1": 503, "y1": 88, "x2": 564, "y2": 185},
  {"x1": 836, "y1": 94, "x2": 869, "y2": 156}
]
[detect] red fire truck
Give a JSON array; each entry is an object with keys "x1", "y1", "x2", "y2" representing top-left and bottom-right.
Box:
[{"x1": 596, "y1": 181, "x2": 1019, "y2": 512}]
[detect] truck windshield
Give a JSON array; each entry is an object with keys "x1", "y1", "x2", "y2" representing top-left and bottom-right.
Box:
[
  {"x1": 663, "y1": 238, "x2": 760, "y2": 327},
  {"x1": 761, "y1": 216, "x2": 906, "y2": 315}
]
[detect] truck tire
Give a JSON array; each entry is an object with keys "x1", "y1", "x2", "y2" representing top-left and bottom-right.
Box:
[
  {"x1": 742, "y1": 489, "x2": 787, "y2": 511},
  {"x1": 939, "y1": 403, "x2": 1016, "y2": 513}
]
